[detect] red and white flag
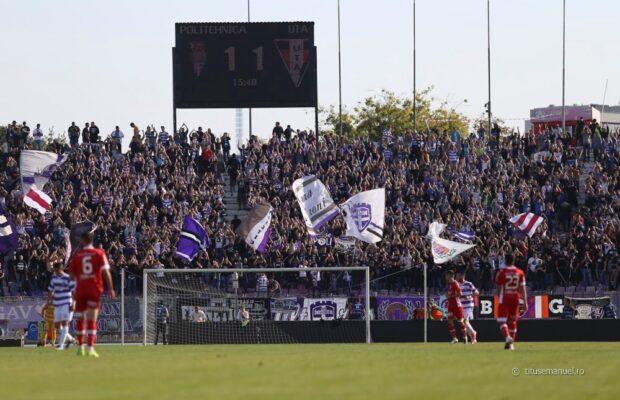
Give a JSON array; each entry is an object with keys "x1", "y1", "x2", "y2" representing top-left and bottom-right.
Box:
[
  {"x1": 24, "y1": 186, "x2": 52, "y2": 215},
  {"x1": 510, "y1": 213, "x2": 544, "y2": 238}
]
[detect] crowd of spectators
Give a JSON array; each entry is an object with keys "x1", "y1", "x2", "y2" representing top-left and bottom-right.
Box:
[{"x1": 1, "y1": 117, "x2": 620, "y2": 299}]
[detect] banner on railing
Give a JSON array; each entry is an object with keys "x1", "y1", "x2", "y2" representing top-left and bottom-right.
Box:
[
  {"x1": 270, "y1": 297, "x2": 301, "y2": 321},
  {"x1": 375, "y1": 296, "x2": 447, "y2": 320},
  {"x1": 0, "y1": 297, "x2": 142, "y2": 340},
  {"x1": 478, "y1": 295, "x2": 565, "y2": 319},
  {"x1": 180, "y1": 297, "x2": 270, "y2": 322},
  {"x1": 566, "y1": 296, "x2": 611, "y2": 319},
  {"x1": 298, "y1": 298, "x2": 348, "y2": 321}
]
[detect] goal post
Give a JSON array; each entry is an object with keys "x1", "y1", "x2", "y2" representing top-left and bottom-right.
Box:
[{"x1": 142, "y1": 267, "x2": 371, "y2": 345}]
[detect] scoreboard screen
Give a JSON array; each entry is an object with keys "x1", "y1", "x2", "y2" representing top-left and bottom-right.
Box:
[{"x1": 173, "y1": 22, "x2": 317, "y2": 109}]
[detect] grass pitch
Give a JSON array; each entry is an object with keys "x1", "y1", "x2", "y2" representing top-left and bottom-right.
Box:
[{"x1": 1, "y1": 342, "x2": 618, "y2": 400}]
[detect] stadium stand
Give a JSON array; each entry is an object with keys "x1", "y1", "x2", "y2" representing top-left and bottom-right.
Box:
[{"x1": 1, "y1": 120, "x2": 620, "y2": 298}]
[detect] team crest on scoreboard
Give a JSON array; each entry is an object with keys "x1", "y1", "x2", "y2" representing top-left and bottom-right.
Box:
[
  {"x1": 189, "y1": 41, "x2": 207, "y2": 78},
  {"x1": 275, "y1": 39, "x2": 311, "y2": 88},
  {"x1": 351, "y1": 203, "x2": 372, "y2": 232}
]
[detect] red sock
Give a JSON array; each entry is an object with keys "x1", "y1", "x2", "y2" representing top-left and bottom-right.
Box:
[
  {"x1": 448, "y1": 326, "x2": 456, "y2": 339},
  {"x1": 76, "y1": 320, "x2": 85, "y2": 346},
  {"x1": 461, "y1": 323, "x2": 467, "y2": 341},
  {"x1": 508, "y1": 320, "x2": 517, "y2": 342},
  {"x1": 86, "y1": 320, "x2": 97, "y2": 348},
  {"x1": 499, "y1": 322, "x2": 510, "y2": 339}
]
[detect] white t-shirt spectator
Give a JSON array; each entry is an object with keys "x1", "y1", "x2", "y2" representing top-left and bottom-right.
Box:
[
  {"x1": 111, "y1": 129, "x2": 124, "y2": 141},
  {"x1": 192, "y1": 308, "x2": 207, "y2": 322},
  {"x1": 33, "y1": 127, "x2": 44, "y2": 141},
  {"x1": 237, "y1": 309, "x2": 249, "y2": 322},
  {"x1": 256, "y1": 274, "x2": 268, "y2": 293},
  {"x1": 298, "y1": 264, "x2": 307, "y2": 278}
]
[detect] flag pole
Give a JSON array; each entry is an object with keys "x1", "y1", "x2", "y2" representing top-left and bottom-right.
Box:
[{"x1": 601, "y1": 79, "x2": 609, "y2": 126}]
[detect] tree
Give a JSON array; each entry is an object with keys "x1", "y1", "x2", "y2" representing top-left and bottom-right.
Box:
[
  {"x1": 319, "y1": 105, "x2": 356, "y2": 137},
  {"x1": 471, "y1": 113, "x2": 513, "y2": 137},
  {"x1": 0, "y1": 124, "x2": 66, "y2": 150},
  {"x1": 320, "y1": 87, "x2": 469, "y2": 140}
]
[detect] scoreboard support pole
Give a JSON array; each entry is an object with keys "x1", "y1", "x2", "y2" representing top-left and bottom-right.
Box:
[
  {"x1": 172, "y1": 47, "x2": 178, "y2": 135},
  {"x1": 249, "y1": 109, "x2": 252, "y2": 139},
  {"x1": 314, "y1": 45, "x2": 319, "y2": 140},
  {"x1": 173, "y1": 108, "x2": 177, "y2": 137},
  {"x1": 315, "y1": 105, "x2": 319, "y2": 140}
]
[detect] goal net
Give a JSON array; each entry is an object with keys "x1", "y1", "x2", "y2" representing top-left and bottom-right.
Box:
[{"x1": 143, "y1": 267, "x2": 371, "y2": 345}]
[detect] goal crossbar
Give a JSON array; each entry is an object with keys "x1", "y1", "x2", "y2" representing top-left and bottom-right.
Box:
[{"x1": 142, "y1": 267, "x2": 371, "y2": 344}]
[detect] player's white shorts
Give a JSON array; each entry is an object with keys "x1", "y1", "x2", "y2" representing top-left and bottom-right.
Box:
[
  {"x1": 54, "y1": 305, "x2": 71, "y2": 322},
  {"x1": 463, "y1": 307, "x2": 474, "y2": 321}
]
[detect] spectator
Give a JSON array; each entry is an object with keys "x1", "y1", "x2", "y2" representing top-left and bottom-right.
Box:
[
  {"x1": 192, "y1": 306, "x2": 207, "y2": 323},
  {"x1": 603, "y1": 298, "x2": 617, "y2": 319},
  {"x1": 68, "y1": 122, "x2": 80, "y2": 147},
  {"x1": 272, "y1": 122, "x2": 283, "y2": 142},
  {"x1": 256, "y1": 273, "x2": 268, "y2": 295},
  {"x1": 89, "y1": 121, "x2": 100, "y2": 143},
  {"x1": 20, "y1": 122, "x2": 30, "y2": 148},
  {"x1": 155, "y1": 301, "x2": 169, "y2": 345},
  {"x1": 111, "y1": 125, "x2": 124, "y2": 152},
  {"x1": 32, "y1": 124, "x2": 44, "y2": 150},
  {"x1": 82, "y1": 122, "x2": 90, "y2": 144}
]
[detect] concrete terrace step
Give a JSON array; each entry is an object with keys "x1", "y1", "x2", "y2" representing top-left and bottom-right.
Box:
[
  {"x1": 577, "y1": 161, "x2": 597, "y2": 206},
  {"x1": 221, "y1": 173, "x2": 246, "y2": 222}
]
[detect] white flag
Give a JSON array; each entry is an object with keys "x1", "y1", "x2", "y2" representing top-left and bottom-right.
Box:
[
  {"x1": 20, "y1": 150, "x2": 67, "y2": 193},
  {"x1": 236, "y1": 203, "x2": 273, "y2": 253},
  {"x1": 428, "y1": 222, "x2": 475, "y2": 264},
  {"x1": 341, "y1": 188, "x2": 385, "y2": 243},
  {"x1": 292, "y1": 175, "x2": 339, "y2": 232}
]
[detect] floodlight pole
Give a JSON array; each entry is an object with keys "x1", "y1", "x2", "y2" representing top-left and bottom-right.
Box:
[
  {"x1": 413, "y1": 0, "x2": 417, "y2": 134},
  {"x1": 561, "y1": 0, "x2": 566, "y2": 134},
  {"x1": 487, "y1": 0, "x2": 492, "y2": 138},
  {"x1": 248, "y1": 0, "x2": 253, "y2": 140},
  {"x1": 338, "y1": 0, "x2": 343, "y2": 136}
]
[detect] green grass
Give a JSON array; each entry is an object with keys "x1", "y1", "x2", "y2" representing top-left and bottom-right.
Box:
[{"x1": 1, "y1": 343, "x2": 619, "y2": 400}]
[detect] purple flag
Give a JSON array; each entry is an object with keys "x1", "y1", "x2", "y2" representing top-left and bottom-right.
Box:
[
  {"x1": 176, "y1": 216, "x2": 208, "y2": 261},
  {"x1": 0, "y1": 205, "x2": 19, "y2": 253}
]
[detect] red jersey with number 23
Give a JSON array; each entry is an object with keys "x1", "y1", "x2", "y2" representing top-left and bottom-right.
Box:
[
  {"x1": 495, "y1": 266, "x2": 525, "y2": 305},
  {"x1": 69, "y1": 246, "x2": 110, "y2": 295},
  {"x1": 447, "y1": 280, "x2": 462, "y2": 310}
]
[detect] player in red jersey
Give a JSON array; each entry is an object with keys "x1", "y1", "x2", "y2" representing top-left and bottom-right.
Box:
[
  {"x1": 495, "y1": 253, "x2": 527, "y2": 350},
  {"x1": 445, "y1": 270, "x2": 467, "y2": 344},
  {"x1": 68, "y1": 225, "x2": 115, "y2": 357}
]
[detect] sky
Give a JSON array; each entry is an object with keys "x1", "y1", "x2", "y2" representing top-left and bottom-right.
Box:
[{"x1": 0, "y1": 0, "x2": 618, "y2": 150}]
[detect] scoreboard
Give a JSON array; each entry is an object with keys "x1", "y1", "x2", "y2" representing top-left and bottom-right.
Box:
[{"x1": 173, "y1": 22, "x2": 317, "y2": 109}]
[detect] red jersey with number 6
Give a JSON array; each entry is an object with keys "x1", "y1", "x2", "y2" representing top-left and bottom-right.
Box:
[
  {"x1": 68, "y1": 246, "x2": 110, "y2": 295},
  {"x1": 495, "y1": 266, "x2": 525, "y2": 305}
]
